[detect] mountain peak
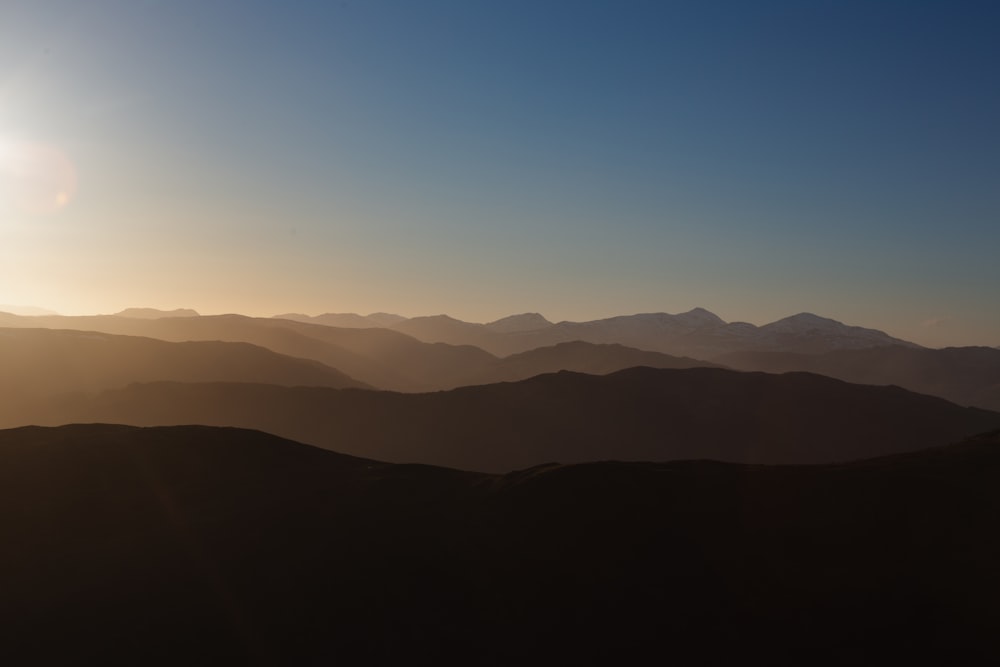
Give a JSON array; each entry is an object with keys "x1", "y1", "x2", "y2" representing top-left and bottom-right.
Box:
[
  {"x1": 485, "y1": 313, "x2": 553, "y2": 333},
  {"x1": 676, "y1": 307, "x2": 725, "y2": 326},
  {"x1": 766, "y1": 312, "x2": 860, "y2": 331},
  {"x1": 760, "y1": 312, "x2": 918, "y2": 349}
]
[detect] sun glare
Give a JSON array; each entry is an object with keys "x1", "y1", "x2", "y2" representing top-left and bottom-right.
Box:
[{"x1": 0, "y1": 141, "x2": 77, "y2": 215}]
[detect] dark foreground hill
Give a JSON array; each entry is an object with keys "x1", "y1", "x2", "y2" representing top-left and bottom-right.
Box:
[
  {"x1": 1, "y1": 424, "x2": 997, "y2": 665},
  {"x1": 49, "y1": 367, "x2": 1000, "y2": 471}
]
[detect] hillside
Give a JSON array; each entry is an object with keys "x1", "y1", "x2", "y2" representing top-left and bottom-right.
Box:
[{"x1": 0, "y1": 424, "x2": 997, "y2": 664}]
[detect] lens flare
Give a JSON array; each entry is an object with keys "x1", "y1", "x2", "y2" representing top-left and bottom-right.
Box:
[{"x1": 0, "y1": 141, "x2": 78, "y2": 215}]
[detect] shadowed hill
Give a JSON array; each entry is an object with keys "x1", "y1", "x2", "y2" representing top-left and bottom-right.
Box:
[
  {"x1": 47, "y1": 367, "x2": 1000, "y2": 472},
  {"x1": 0, "y1": 423, "x2": 997, "y2": 664},
  {"x1": 719, "y1": 345, "x2": 1000, "y2": 412}
]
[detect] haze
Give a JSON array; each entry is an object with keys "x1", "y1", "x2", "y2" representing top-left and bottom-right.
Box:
[{"x1": 1, "y1": 1, "x2": 998, "y2": 348}]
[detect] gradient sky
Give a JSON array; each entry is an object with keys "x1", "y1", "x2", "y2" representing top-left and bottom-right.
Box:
[{"x1": 0, "y1": 0, "x2": 997, "y2": 347}]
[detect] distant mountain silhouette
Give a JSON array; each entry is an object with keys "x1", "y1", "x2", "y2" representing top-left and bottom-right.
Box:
[
  {"x1": 0, "y1": 304, "x2": 59, "y2": 316},
  {"x1": 719, "y1": 345, "x2": 1000, "y2": 412},
  {"x1": 4, "y1": 311, "x2": 990, "y2": 411},
  {"x1": 114, "y1": 307, "x2": 200, "y2": 318},
  {"x1": 0, "y1": 327, "x2": 366, "y2": 427},
  {"x1": 273, "y1": 311, "x2": 407, "y2": 328},
  {"x1": 385, "y1": 308, "x2": 917, "y2": 357},
  {"x1": 0, "y1": 312, "x2": 494, "y2": 391},
  {"x1": 483, "y1": 312, "x2": 552, "y2": 333},
  {"x1": 53, "y1": 367, "x2": 1000, "y2": 472},
  {"x1": 0, "y1": 312, "x2": 724, "y2": 392},
  {"x1": 392, "y1": 313, "x2": 504, "y2": 349},
  {"x1": 0, "y1": 423, "x2": 997, "y2": 664}
]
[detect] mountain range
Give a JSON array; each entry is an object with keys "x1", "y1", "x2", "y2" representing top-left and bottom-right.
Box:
[
  {"x1": 284, "y1": 307, "x2": 918, "y2": 357},
  {"x1": 0, "y1": 316, "x2": 717, "y2": 393},
  {"x1": 1, "y1": 308, "x2": 996, "y2": 414},
  {"x1": 1, "y1": 423, "x2": 997, "y2": 664}
]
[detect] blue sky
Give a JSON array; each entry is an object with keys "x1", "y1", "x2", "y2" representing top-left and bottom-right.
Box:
[{"x1": 0, "y1": 0, "x2": 997, "y2": 346}]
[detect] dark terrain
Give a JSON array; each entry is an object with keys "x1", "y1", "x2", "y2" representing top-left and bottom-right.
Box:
[
  {"x1": 44, "y1": 366, "x2": 1000, "y2": 471},
  {"x1": 1, "y1": 424, "x2": 997, "y2": 665}
]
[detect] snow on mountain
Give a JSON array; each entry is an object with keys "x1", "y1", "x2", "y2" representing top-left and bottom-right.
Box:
[{"x1": 757, "y1": 313, "x2": 918, "y2": 351}]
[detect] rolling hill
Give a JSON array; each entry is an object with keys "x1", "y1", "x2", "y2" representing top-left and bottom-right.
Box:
[{"x1": 1, "y1": 423, "x2": 997, "y2": 665}]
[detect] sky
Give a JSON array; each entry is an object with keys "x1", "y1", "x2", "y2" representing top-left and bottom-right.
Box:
[{"x1": 0, "y1": 0, "x2": 997, "y2": 347}]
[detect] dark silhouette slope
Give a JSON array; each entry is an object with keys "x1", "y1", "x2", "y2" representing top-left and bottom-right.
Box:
[
  {"x1": 54, "y1": 367, "x2": 1000, "y2": 472},
  {"x1": 0, "y1": 424, "x2": 997, "y2": 665},
  {"x1": 720, "y1": 345, "x2": 1000, "y2": 411}
]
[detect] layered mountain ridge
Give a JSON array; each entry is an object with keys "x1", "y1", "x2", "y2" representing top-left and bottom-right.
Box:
[{"x1": 277, "y1": 307, "x2": 918, "y2": 357}]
